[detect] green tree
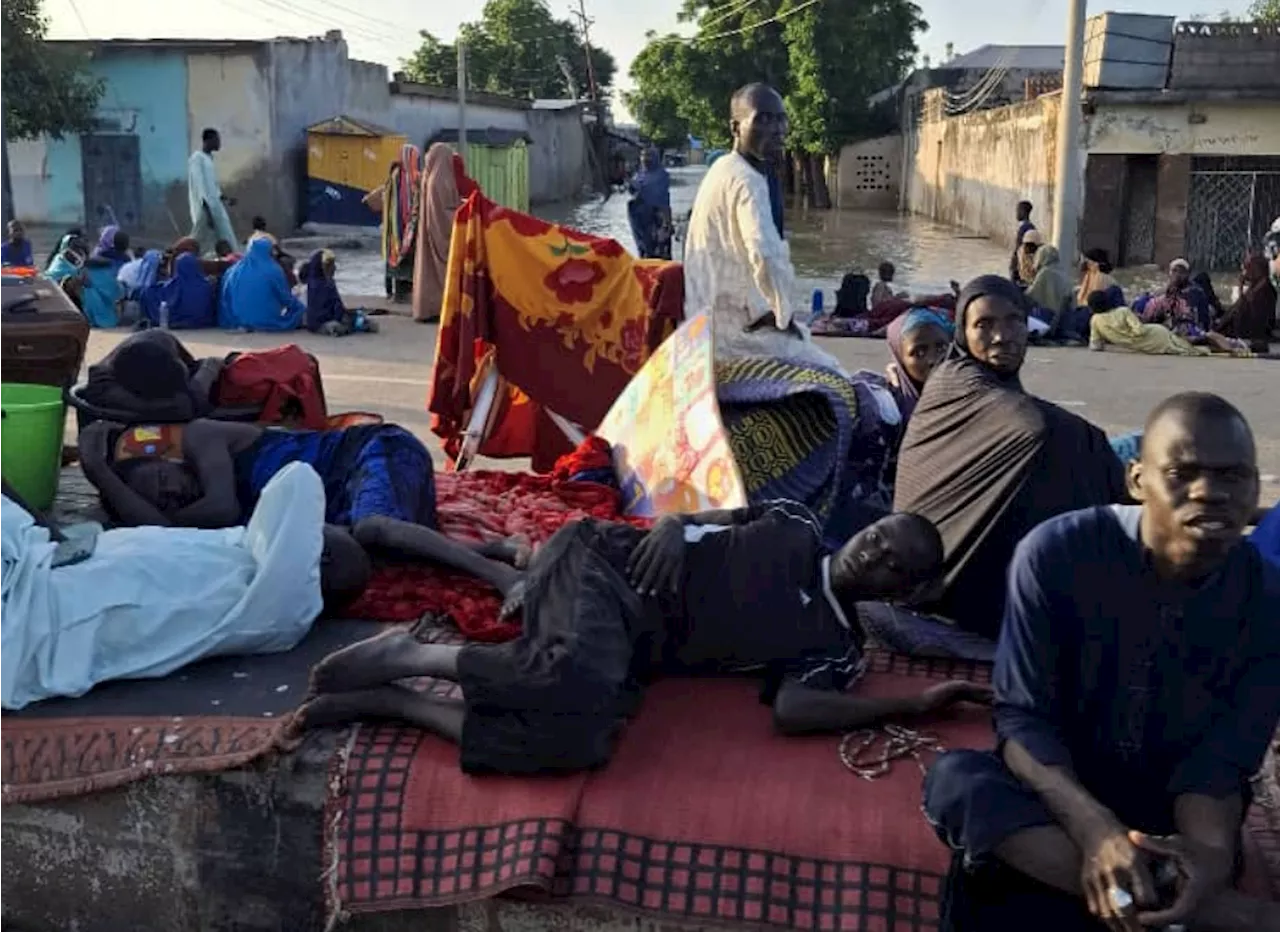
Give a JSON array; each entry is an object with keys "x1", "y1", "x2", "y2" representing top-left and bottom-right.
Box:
[
  {"x1": 624, "y1": 35, "x2": 693, "y2": 148},
  {"x1": 402, "y1": 0, "x2": 616, "y2": 101},
  {"x1": 1247, "y1": 0, "x2": 1280, "y2": 22},
  {"x1": 626, "y1": 0, "x2": 923, "y2": 205},
  {"x1": 1, "y1": 0, "x2": 104, "y2": 140}
]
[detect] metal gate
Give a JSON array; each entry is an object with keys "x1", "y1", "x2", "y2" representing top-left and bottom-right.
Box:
[
  {"x1": 1186, "y1": 156, "x2": 1280, "y2": 271},
  {"x1": 80, "y1": 134, "x2": 143, "y2": 232}
]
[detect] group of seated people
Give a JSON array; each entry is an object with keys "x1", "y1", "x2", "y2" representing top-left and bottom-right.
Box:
[
  {"x1": 5, "y1": 81, "x2": 1280, "y2": 932},
  {"x1": 5, "y1": 261, "x2": 1279, "y2": 929},
  {"x1": 3, "y1": 218, "x2": 377, "y2": 338}
]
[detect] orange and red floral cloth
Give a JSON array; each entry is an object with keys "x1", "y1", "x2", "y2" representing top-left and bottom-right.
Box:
[{"x1": 427, "y1": 191, "x2": 684, "y2": 471}]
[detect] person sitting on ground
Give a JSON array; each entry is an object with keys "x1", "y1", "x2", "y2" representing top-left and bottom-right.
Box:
[
  {"x1": 1214, "y1": 253, "x2": 1276, "y2": 354},
  {"x1": 294, "y1": 505, "x2": 993, "y2": 774},
  {"x1": 2, "y1": 219, "x2": 35, "y2": 268},
  {"x1": 45, "y1": 233, "x2": 89, "y2": 285},
  {"x1": 44, "y1": 226, "x2": 84, "y2": 271},
  {"x1": 1076, "y1": 248, "x2": 1123, "y2": 312},
  {"x1": 832, "y1": 271, "x2": 871, "y2": 319},
  {"x1": 1017, "y1": 228, "x2": 1044, "y2": 286},
  {"x1": 79, "y1": 416, "x2": 439, "y2": 534},
  {"x1": 80, "y1": 329, "x2": 223, "y2": 422},
  {"x1": 683, "y1": 82, "x2": 845, "y2": 373},
  {"x1": 217, "y1": 235, "x2": 305, "y2": 331},
  {"x1": 1192, "y1": 271, "x2": 1225, "y2": 324},
  {"x1": 871, "y1": 261, "x2": 908, "y2": 308},
  {"x1": 92, "y1": 225, "x2": 132, "y2": 268},
  {"x1": 893, "y1": 275, "x2": 1127, "y2": 640},
  {"x1": 137, "y1": 252, "x2": 216, "y2": 330},
  {"x1": 299, "y1": 249, "x2": 377, "y2": 337},
  {"x1": 884, "y1": 308, "x2": 952, "y2": 425},
  {"x1": 1141, "y1": 258, "x2": 1211, "y2": 339},
  {"x1": 1, "y1": 463, "x2": 372, "y2": 710},
  {"x1": 1024, "y1": 245, "x2": 1076, "y2": 342},
  {"x1": 922, "y1": 392, "x2": 1280, "y2": 932},
  {"x1": 1009, "y1": 200, "x2": 1036, "y2": 284}
]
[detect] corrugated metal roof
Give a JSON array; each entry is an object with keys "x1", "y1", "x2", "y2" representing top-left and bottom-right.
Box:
[
  {"x1": 945, "y1": 44, "x2": 1065, "y2": 71},
  {"x1": 306, "y1": 115, "x2": 400, "y2": 137}
]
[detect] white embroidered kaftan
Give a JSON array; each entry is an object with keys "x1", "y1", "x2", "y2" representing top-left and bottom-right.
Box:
[{"x1": 683, "y1": 152, "x2": 845, "y2": 374}]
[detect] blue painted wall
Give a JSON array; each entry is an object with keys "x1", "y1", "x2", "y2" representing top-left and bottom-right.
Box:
[{"x1": 44, "y1": 49, "x2": 190, "y2": 233}]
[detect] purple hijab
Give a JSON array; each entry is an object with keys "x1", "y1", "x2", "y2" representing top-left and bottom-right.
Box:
[{"x1": 885, "y1": 308, "x2": 954, "y2": 421}]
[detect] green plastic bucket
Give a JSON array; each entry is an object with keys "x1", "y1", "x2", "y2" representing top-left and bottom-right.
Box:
[{"x1": 2, "y1": 383, "x2": 67, "y2": 512}]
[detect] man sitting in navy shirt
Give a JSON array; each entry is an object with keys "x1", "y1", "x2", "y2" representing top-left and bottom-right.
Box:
[
  {"x1": 296, "y1": 504, "x2": 992, "y2": 774},
  {"x1": 923, "y1": 392, "x2": 1280, "y2": 932}
]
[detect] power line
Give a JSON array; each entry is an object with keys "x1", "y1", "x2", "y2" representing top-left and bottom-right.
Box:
[
  {"x1": 693, "y1": 0, "x2": 824, "y2": 44},
  {"x1": 699, "y1": 0, "x2": 760, "y2": 31}
]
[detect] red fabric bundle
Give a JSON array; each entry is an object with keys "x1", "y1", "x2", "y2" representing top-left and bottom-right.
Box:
[
  {"x1": 550, "y1": 435, "x2": 613, "y2": 482},
  {"x1": 346, "y1": 470, "x2": 651, "y2": 641}
]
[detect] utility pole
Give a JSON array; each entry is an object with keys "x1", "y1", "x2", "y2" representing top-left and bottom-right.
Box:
[
  {"x1": 0, "y1": 88, "x2": 12, "y2": 227},
  {"x1": 570, "y1": 0, "x2": 600, "y2": 106},
  {"x1": 457, "y1": 39, "x2": 469, "y2": 165},
  {"x1": 1051, "y1": 0, "x2": 1087, "y2": 264},
  {"x1": 569, "y1": 0, "x2": 608, "y2": 194}
]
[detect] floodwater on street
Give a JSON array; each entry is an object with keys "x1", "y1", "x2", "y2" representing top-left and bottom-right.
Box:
[{"x1": 329, "y1": 165, "x2": 1018, "y2": 305}]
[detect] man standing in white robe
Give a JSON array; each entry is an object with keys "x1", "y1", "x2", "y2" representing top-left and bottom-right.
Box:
[
  {"x1": 188, "y1": 127, "x2": 240, "y2": 254},
  {"x1": 683, "y1": 84, "x2": 846, "y2": 374}
]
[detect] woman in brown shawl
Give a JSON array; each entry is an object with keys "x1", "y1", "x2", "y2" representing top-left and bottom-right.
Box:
[
  {"x1": 893, "y1": 275, "x2": 1126, "y2": 639},
  {"x1": 1214, "y1": 253, "x2": 1276, "y2": 353},
  {"x1": 412, "y1": 144, "x2": 471, "y2": 323}
]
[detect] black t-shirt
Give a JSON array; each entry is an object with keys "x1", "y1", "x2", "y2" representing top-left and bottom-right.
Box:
[{"x1": 670, "y1": 501, "x2": 863, "y2": 699}]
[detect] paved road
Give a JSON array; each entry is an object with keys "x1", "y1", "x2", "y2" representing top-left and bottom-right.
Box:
[{"x1": 80, "y1": 319, "x2": 1280, "y2": 504}]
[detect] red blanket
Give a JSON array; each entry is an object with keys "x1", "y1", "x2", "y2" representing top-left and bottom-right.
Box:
[
  {"x1": 325, "y1": 646, "x2": 1279, "y2": 928},
  {"x1": 346, "y1": 471, "x2": 649, "y2": 641}
]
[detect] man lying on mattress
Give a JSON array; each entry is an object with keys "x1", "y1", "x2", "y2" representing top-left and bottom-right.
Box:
[
  {"x1": 294, "y1": 503, "x2": 993, "y2": 775},
  {"x1": 1, "y1": 464, "x2": 370, "y2": 710},
  {"x1": 923, "y1": 393, "x2": 1280, "y2": 932}
]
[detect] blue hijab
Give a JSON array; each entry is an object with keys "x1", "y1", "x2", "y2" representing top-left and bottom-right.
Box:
[
  {"x1": 141, "y1": 253, "x2": 215, "y2": 329},
  {"x1": 218, "y1": 237, "x2": 305, "y2": 331},
  {"x1": 304, "y1": 250, "x2": 345, "y2": 332},
  {"x1": 45, "y1": 234, "x2": 83, "y2": 283}
]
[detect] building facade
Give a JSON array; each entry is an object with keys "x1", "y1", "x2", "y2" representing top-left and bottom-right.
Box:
[
  {"x1": 10, "y1": 33, "x2": 589, "y2": 238},
  {"x1": 899, "y1": 17, "x2": 1280, "y2": 269}
]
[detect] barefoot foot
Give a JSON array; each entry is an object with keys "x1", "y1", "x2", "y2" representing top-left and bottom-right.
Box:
[{"x1": 309, "y1": 627, "x2": 426, "y2": 695}]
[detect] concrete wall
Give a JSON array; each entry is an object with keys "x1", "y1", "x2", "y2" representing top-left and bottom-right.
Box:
[
  {"x1": 526, "y1": 106, "x2": 588, "y2": 204},
  {"x1": 390, "y1": 91, "x2": 531, "y2": 150},
  {"x1": 905, "y1": 88, "x2": 1061, "y2": 246},
  {"x1": 1085, "y1": 99, "x2": 1280, "y2": 156},
  {"x1": 835, "y1": 135, "x2": 902, "y2": 210},
  {"x1": 187, "y1": 51, "x2": 273, "y2": 234},
  {"x1": 16, "y1": 36, "x2": 588, "y2": 233},
  {"x1": 8, "y1": 139, "x2": 52, "y2": 226},
  {"x1": 266, "y1": 36, "x2": 392, "y2": 230}
]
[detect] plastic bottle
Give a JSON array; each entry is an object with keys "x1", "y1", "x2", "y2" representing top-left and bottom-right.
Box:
[
  {"x1": 811, "y1": 288, "x2": 824, "y2": 316},
  {"x1": 159, "y1": 300, "x2": 170, "y2": 330}
]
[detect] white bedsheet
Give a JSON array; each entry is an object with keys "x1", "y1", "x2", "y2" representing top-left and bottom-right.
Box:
[{"x1": 2, "y1": 462, "x2": 326, "y2": 710}]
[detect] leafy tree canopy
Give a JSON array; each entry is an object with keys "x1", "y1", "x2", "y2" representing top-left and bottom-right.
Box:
[
  {"x1": 1246, "y1": 0, "x2": 1280, "y2": 22},
  {"x1": 626, "y1": 0, "x2": 924, "y2": 153},
  {"x1": 2, "y1": 0, "x2": 104, "y2": 140},
  {"x1": 402, "y1": 0, "x2": 616, "y2": 101}
]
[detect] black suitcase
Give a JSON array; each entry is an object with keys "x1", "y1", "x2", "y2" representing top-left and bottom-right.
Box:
[{"x1": 1, "y1": 275, "x2": 91, "y2": 389}]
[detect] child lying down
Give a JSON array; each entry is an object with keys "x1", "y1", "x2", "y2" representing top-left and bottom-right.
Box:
[
  {"x1": 294, "y1": 504, "x2": 993, "y2": 775},
  {"x1": 0, "y1": 464, "x2": 369, "y2": 709}
]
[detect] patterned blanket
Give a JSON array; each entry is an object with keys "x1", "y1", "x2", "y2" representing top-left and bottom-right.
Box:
[
  {"x1": 715, "y1": 358, "x2": 897, "y2": 536},
  {"x1": 428, "y1": 192, "x2": 683, "y2": 471}
]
